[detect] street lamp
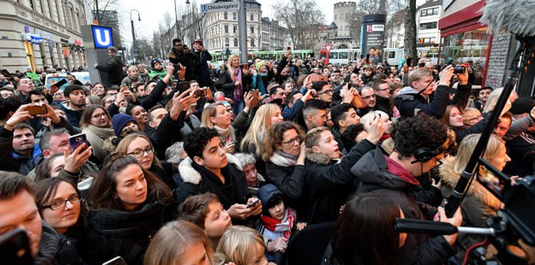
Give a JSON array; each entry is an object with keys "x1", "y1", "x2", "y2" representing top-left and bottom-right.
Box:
[
  {"x1": 174, "y1": 0, "x2": 191, "y2": 39},
  {"x1": 130, "y1": 9, "x2": 141, "y2": 63}
]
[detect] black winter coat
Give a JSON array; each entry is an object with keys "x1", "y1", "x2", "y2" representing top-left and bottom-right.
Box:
[
  {"x1": 82, "y1": 200, "x2": 172, "y2": 265},
  {"x1": 351, "y1": 148, "x2": 456, "y2": 265},
  {"x1": 218, "y1": 68, "x2": 251, "y2": 99},
  {"x1": 173, "y1": 154, "x2": 250, "y2": 210},
  {"x1": 303, "y1": 139, "x2": 375, "y2": 224},
  {"x1": 96, "y1": 55, "x2": 124, "y2": 86}
]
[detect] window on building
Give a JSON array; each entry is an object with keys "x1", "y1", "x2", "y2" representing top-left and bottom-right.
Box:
[
  {"x1": 421, "y1": 7, "x2": 439, "y2": 17},
  {"x1": 335, "y1": 15, "x2": 337, "y2": 20},
  {"x1": 225, "y1": 25, "x2": 228, "y2": 33},
  {"x1": 251, "y1": 38, "x2": 255, "y2": 46},
  {"x1": 233, "y1": 12, "x2": 237, "y2": 20},
  {"x1": 250, "y1": 27, "x2": 254, "y2": 33},
  {"x1": 233, "y1": 26, "x2": 237, "y2": 33},
  {"x1": 224, "y1": 12, "x2": 228, "y2": 19},
  {"x1": 234, "y1": 38, "x2": 238, "y2": 46},
  {"x1": 420, "y1": 22, "x2": 437, "y2": 30},
  {"x1": 225, "y1": 38, "x2": 229, "y2": 46},
  {"x1": 250, "y1": 13, "x2": 254, "y2": 21}
]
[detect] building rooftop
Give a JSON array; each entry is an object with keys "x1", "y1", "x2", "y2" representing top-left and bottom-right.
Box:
[
  {"x1": 418, "y1": 0, "x2": 443, "y2": 10},
  {"x1": 329, "y1": 22, "x2": 338, "y2": 29}
]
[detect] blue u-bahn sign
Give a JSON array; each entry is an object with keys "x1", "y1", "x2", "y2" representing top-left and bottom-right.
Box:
[{"x1": 92, "y1": 26, "x2": 113, "y2": 49}]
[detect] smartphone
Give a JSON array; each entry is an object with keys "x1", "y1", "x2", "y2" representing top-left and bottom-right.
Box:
[
  {"x1": 27, "y1": 105, "x2": 48, "y2": 116},
  {"x1": 249, "y1": 89, "x2": 260, "y2": 106},
  {"x1": 193, "y1": 88, "x2": 207, "y2": 98},
  {"x1": 287, "y1": 47, "x2": 291, "y2": 50},
  {"x1": 69, "y1": 133, "x2": 88, "y2": 152},
  {"x1": 172, "y1": 64, "x2": 181, "y2": 70},
  {"x1": 53, "y1": 79, "x2": 67, "y2": 88},
  {"x1": 102, "y1": 256, "x2": 128, "y2": 265},
  {"x1": 247, "y1": 198, "x2": 260, "y2": 209},
  {"x1": 178, "y1": 82, "x2": 190, "y2": 94},
  {"x1": 0, "y1": 228, "x2": 33, "y2": 265},
  {"x1": 242, "y1": 64, "x2": 249, "y2": 70}
]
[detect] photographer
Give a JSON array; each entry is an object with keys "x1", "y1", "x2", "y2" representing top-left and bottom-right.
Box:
[{"x1": 395, "y1": 65, "x2": 471, "y2": 119}]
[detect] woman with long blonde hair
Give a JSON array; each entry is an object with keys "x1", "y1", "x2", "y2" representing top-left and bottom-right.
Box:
[
  {"x1": 218, "y1": 54, "x2": 251, "y2": 113},
  {"x1": 439, "y1": 134, "x2": 510, "y2": 260}
]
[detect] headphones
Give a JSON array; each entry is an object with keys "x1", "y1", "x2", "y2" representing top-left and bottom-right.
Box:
[{"x1": 411, "y1": 137, "x2": 451, "y2": 164}]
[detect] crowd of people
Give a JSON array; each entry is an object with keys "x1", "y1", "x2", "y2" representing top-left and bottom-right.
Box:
[{"x1": 1, "y1": 38, "x2": 534, "y2": 265}]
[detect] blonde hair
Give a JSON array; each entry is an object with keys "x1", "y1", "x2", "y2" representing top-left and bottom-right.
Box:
[
  {"x1": 227, "y1": 55, "x2": 240, "y2": 82},
  {"x1": 144, "y1": 220, "x2": 213, "y2": 265},
  {"x1": 408, "y1": 68, "x2": 433, "y2": 86},
  {"x1": 201, "y1": 103, "x2": 225, "y2": 128},
  {"x1": 360, "y1": 110, "x2": 388, "y2": 129},
  {"x1": 445, "y1": 133, "x2": 504, "y2": 174},
  {"x1": 240, "y1": 104, "x2": 281, "y2": 157},
  {"x1": 215, "y1": 226, "x2": 265, "y2": 265},
  {"x1": 462, "y1": 108, "x2": 482, "y2": 125}
]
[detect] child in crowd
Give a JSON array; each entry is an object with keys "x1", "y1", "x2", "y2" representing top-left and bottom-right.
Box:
[
  {"x1": 256, "y1": 184, "x2": 297, "y2": 264},
  {"x1": 149, "y1": 59, "x2": 167, "y2": 80},
  {"x1": 178, "y1": 193, "x2": 233, "y2": 249},
  {"x1": 215, "y1": 226, "x2": 270, "y2": 265}
]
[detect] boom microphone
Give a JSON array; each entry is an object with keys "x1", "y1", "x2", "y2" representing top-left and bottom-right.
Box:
[{"x1": 479, "y1": 0, "x2": 535, "y2": 37}]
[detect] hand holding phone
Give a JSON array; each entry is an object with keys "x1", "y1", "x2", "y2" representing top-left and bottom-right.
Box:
[
  {"x1": 247, "y1": 198, "x2": 260, "y2": 208},
  {"x1": 69, "y1": 133, "x2": 88, "y2": 153},
  {"x1": 27, "y1": 105, "x2": 48, "y2": 116}
]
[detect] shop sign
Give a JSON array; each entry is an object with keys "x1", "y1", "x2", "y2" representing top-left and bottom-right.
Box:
[
  {"x1": 60, "y1": 38, "x2": 69, "y2": 44},
  {"x1": 92, "y1": 26, "x2": 113, "y2": 49},
  {"x1": 34, "y1": 29, "x2": 52, "y2": 40},
  {"x1": 74, "y1": 39, "x2": 82, "y2": 45},
  {"x1": 21, "y1": 33, "x2": 43, "y2": 44}
]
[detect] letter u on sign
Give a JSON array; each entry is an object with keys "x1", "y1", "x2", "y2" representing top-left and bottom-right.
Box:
[{"x1": 92, "y1": 26, "x2": 114, "y2": 49}]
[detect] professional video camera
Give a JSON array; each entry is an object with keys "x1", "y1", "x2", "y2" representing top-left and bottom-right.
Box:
[{"x1": 395, "y1": 168, "x2": 535, "y2": 264}]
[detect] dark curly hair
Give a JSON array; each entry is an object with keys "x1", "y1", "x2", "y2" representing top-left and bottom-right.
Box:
[
  {"x1": 184, "y1": 127, "x2": 220, "y2": 160},
  {"x1": 391, "y1": 112, "x2": 448, "y2": 159}
]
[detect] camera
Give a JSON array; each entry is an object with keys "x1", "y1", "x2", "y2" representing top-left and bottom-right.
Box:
[{"x1": 453, "y1": 65, "x2": 466, "y2": 74}]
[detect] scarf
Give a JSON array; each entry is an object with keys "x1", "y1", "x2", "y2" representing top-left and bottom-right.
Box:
[
  {"x1": 260, "y1": 208, "x2": 297, "y2": 240},
  {"x1": 214, "y1": 125, "x2": 235, "y2": 145},
  {"x1": 269, "y1": 151, "x2": 298, "y2": 167},
  {"x1": 87, "y1": 124, "x2": 115, "y2": 139},
  {"x1": 233, "y1": 67, "x2": 243, "y2": 103}
]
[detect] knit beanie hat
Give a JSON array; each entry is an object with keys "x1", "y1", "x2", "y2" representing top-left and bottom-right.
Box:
[
  {"x1": 256, "y1": 61, "x2": 265, "y2": 71},
  {"x1": 151, "y1": 59, "x2": 162, "y2": 70},
  {"x1": 510, "y1": 97, "x2": 535, "y2": 115},
  {"x1": 112, "y1": 113, "x2": 136, "y2": 136}
]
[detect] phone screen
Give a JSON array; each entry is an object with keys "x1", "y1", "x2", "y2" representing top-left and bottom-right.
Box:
[{"x1": 178, "y1": 82, "x2": 189, "y2": 94}]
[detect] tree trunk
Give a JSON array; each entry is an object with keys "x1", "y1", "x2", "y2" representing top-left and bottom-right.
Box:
[{"x1": 404, "y1": 0, "x2": 417, "y2": 65}]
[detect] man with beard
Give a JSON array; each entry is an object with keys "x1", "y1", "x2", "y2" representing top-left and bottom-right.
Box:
[
  {"x1": 357, "y1": 86, "x2": 377, "y2": 117},
  {"x1": 59, "y1": 85, "x2": 86, "y2": 128}
]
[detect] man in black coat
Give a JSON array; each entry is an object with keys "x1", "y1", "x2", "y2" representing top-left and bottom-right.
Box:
[
  {"x1": 394, "y1": 65, "x2": 470, "y2": 119},
  {"x1": 176, "y1": 127, "x2": 262, "y2": 222},
  {"x1": 94, "y1": 46, "x2": 124, "y2": 87},
  {"x1": 168, "y1": 38, "x2": 196, "y2": 81},
  {"x1": 351, "y1": 113, "x2": 462, "y2": 265}
]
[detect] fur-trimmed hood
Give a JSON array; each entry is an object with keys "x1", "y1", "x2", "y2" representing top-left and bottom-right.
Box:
[
  {"x1": 305, "y1": 148, "x2": 340, "y2": 165},
  {"x1": 439, "y1": 158, "x2": 502, "y2": 211},
  {"x1": 178, "y1": 153, "x2": 241, "y2": 185}
]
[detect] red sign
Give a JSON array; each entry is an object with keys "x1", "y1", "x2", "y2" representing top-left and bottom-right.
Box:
[{"x1": 74, "y1": 39, "x2": 82, "y2": 45}]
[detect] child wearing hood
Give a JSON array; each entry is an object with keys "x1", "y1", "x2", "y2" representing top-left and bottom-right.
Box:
[
  {"x1": 149, "y1": 59, "x2": 168, "y2": 80},
  {"x1": 256, "y1": 184, "x2": 297, "y2": 263},
  {"x1": 251, "y1": 61, "x2": 272, "y2": 95}
]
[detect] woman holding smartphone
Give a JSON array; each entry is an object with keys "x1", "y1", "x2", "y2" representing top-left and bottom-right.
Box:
[{"x1": 218, "y1": 54, "x2": 251, "y2": 113}]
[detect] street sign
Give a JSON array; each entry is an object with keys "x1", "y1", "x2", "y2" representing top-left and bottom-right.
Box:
[
  {"x1": 92, "y1": 26, "x2": 113, "y2": 49},
  {"x1": 201, "y1": 2, "x2": 240, "y2": 14}
]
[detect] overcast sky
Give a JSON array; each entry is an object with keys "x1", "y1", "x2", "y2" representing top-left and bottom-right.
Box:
[{"x1": 118, "y1": 0, "x2": 335, "y2": 44}]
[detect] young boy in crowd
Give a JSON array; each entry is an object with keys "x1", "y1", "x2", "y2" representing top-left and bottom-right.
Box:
[
  {"x1": 149, "y1": 59, "x2": 167, "y2": 80},
  {"x1": 256, "y1": 184, "x2": 297, "y2": 263},
  {"x1": 178, "y1": 193, "x2": 233, "y2": 249}
]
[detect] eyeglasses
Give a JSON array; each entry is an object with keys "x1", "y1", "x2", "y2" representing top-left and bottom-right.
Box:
[
  {"x1": 42, "y1": 194, "x2": 80, "y2": 210},
  {"x1": 282, "y1": 135, "x2": 301, "y2": 145},
  {"x1": 317, "y1": 89, "x2": 334, "y2": 95},
  {"x1": 127, "y1": 146, "x2": 154, "y2": 158},
  {"x1": 361, "y1": 94, "x2": 376, "y2": 100},
  {"x1": 92, "y1": 113, "x2": 107, "y2": 119}
]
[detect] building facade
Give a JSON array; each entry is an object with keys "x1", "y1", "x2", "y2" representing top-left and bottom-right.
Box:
[
  {"x1": 204, "y1": 0, "x2": 262, "y2": 53},
  {"x1": 417, "y1": 0, "x2": 442, "y2": 47},
  {"x1": 0, "y1": 0, "x2": 87, "y2": 72}
]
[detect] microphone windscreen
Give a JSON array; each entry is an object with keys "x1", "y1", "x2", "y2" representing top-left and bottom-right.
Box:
[{"x1": 480, "y1": 0, "x2": 535, "y2": 37}]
